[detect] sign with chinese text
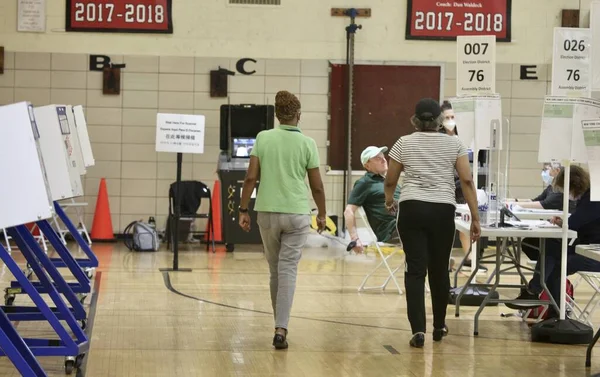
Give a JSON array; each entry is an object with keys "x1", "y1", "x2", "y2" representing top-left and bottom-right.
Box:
[{"x1": 156, "y1": 113, "x2": 205, "y2": 154}]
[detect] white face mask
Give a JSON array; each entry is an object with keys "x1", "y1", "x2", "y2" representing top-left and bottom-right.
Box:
[
  {"x1": 443, "y1": 119, "x2": 456, "y2": 131},
  {"x1": 541, "y1": 169, "x2": 553, "y2": 186}
]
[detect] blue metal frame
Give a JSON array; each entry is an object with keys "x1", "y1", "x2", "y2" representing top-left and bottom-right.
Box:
[
  {"x1": 0, "y1": 293, "x2": 47, "y2": 376},
  {"x1": 0, "y1": 226, "x2": 89, "y2": 375},
  {"x1": 50, "y1": 201, "x2": 98, "y2": 269},
  {"x1": 5, "y1": 221, "x2": 90, "y2": 321},
  {"x1": 6, "y1": 201, "x2": 99, "y2": 308}
]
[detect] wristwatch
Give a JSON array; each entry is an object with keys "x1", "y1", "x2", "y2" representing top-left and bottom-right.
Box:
[{"x1": 238, "y1": 206, "x2": 248, "y2": 213}]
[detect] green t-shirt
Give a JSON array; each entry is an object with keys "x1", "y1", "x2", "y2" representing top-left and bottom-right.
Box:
[
  {"x1": 251, "y1": 125, "x2": 320, "y2": 215},
  {"x1": 348, "y1": 172, "x2": 401, "y2": 242}
]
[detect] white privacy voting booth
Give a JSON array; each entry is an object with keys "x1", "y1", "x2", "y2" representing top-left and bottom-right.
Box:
[
  {"x1": 54, "y1": 105, "x2": 95, "y2": 246},
  {"x1": 0, "y1": 102, "x2": 54, "y2": 229},
  {"x1": 536, "y1": 96, "x2": 600, "y2": 327},
  {"x1": 72, "y1": 105, "x2": 95, "y2": 168},
  {"x1": 34, "y1": 105, "x2": 83, "y2": 201}
]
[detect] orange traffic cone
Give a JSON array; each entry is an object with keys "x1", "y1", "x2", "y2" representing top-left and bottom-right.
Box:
[
  {"x1": 25, "y1": 222, "x2": 41, "y2": 236},
  {"x1": 205, "y1": 180, "x2": 222, "y2": 243},
  {"x1": 90, "y1": 178, "x2": 115, "y2": 242}
]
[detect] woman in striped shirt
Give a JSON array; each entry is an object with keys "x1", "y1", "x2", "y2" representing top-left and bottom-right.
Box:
[{"x1": 383, "y1": 98, "x2": 481, "y2": 348}]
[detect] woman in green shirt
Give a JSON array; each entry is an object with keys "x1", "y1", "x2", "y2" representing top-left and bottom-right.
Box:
[{"x1": 239, "y1": 91, "x2": 327, "y2": 350}]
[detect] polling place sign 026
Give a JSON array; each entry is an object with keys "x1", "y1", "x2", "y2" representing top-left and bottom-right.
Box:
[
  {"x1": 551, "y1": 27, "x2": 592, "y2": 97},
  {"x1": 156, "y1": 113, "x2": 205, "y2": 154}
]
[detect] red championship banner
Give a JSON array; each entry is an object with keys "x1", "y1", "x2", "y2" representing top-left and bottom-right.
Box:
[
  {"x1": 406, "y1": 0, "x2": 511, "y2": 42},
  {"x1": 66, "y1": 0, "x2": 173, "y2": 34}
]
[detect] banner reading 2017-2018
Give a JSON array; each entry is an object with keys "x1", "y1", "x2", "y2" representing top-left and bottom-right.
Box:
[{"x1": 405, "y1": 0, "x2": 511, "y2": 42}]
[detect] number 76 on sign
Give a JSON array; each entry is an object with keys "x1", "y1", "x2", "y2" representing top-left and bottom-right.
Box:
[{"x1": 456, "y1": 35, "x2": 497, "y2": 96}]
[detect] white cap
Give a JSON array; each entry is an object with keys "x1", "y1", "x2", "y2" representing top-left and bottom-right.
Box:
[{"x1": 360, "y1": 146, "x2": 388, "y2": 165}]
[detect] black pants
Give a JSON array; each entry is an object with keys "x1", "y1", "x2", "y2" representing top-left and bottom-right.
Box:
[
  {"x1": 398, "y1": 200, "x2": 456, "y2": 334},
  {"x1": 521, "y1": 238, "x2": 541, "y2": 262}
]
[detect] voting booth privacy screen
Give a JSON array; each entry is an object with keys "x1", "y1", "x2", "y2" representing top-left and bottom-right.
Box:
[
  {"x1": 34, "y1": 105, "x2": 83, "y2": 201},
  {"x1": 0, "y1": 102, "x2": 54, "y2": 229},
  {"x1": 66, "y1": 105, "x2": 87, "y2": 176},
  {"x1": 73, "y1": 105, "x2": 95, "y2": 168}
]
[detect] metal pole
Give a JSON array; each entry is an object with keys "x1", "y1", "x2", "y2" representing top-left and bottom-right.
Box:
[
  {"x1": 342, "y1": 9, "x2": 362, "y2": 233},
  {"x1": 172, "y1": 152, "x2": 182, "y2": 271},
  {"x1": 559, "y1": 161, "x2": 570, "y2": 320}
]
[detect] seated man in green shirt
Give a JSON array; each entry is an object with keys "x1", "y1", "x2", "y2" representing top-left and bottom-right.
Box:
[{"x1": 344, "y1": 146, "x2": 401, "y2": 253}]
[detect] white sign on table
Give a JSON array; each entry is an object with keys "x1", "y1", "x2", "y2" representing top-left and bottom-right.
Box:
[
  {"x1": 551, "y1": 27, "x2": 592, "y2": 97},
  {"x1": 582, "y1": 119, "x2": 600, "y2": 201},
  {"x1": 156, "y1": 113, "x2": 205, "y2": 154},
  {"x1": 17, "y1": 0, "x2": 46, "y2": 32},
  {"x1": 456, "y1": 35, "x2": 496, "y2": 96},
  {"x1": 538, "y1": 96, "x2": 600, "y2": 163}
]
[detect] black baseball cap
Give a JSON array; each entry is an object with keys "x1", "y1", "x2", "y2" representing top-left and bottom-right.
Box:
[{"x1": 415, "y1": 98, "x2": 441, "y2": 121}]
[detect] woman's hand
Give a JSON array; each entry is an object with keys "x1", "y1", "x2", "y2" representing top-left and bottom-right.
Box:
[
  {"x1": 316, "y1": 215, "x2": 327, "y2": 233},
  {"x1": 550, "y1": 216, "x2": 563, "y2": 227},
  {"x1": 239, "y1": 212, "x2": 251, "y2": 232},
  {"x1": 351, "y1": 238, "x2": 364, "y2": 254},
  {"x1": 385, "y1": 201, "x2": 398, "y2": 216},
  {"x1": 470, "y1": 219, "x2": 481, "y2": 242}
]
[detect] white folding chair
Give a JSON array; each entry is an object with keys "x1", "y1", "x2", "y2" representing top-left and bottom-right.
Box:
[
  {"x1": 355, "y1": 207, "x2": 405, "y2": 294},
  {"x1": 56, "y1": 199, "x2": 92, "y2": 246},
  {"x1": 1, "y1": 229, "x2": 11, "y2": 252},
  {"x1": 567, "y1": 271, "x2": 600, "y2": 328}
]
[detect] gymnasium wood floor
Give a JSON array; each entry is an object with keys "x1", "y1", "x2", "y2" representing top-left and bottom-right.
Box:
[{"x1": 0, "y1": 240, "x2": 599, "y2": 377}]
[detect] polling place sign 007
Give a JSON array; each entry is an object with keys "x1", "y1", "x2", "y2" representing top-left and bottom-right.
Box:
[
  {"x1": 155, "y1": 113, "x2": 205, "y2": 154},
  {"x1": 456, "y1": 35, "x2": 496, "y2": 96}
]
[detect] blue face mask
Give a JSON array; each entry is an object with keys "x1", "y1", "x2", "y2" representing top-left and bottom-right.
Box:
[{"x1": 541, "y1": 169, "x2": 553, "y2": 186}]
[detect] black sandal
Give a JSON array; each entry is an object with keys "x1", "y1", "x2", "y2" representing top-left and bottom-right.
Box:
[{"x1": 272, "y1": 328, "x2": 288, "y2": 350}]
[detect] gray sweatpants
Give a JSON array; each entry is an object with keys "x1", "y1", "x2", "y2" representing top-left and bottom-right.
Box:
[{"x1": 257, "y1": 212, "x2": 310, "y2": 330}]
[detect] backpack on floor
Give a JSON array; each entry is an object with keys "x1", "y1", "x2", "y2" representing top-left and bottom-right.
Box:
[
  {"x1": 124, "y1": 221, "x2": 159, "y2": 252},
  {"x1": 527, "y1": 279, "x2": 574, "y2": 320}
]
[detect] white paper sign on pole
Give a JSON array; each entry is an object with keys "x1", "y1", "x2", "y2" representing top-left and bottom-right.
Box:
[
  {"x1": 449, "y1": 94, "x2": 502, "y2": 151},
  {"x1": 551, "y1": 27, "x2": 592, "y2": 97},
  {"x1": 456, "y1": 35, "x2": 496, "y2": 96},
  {"x1": 156, "y1": 113, "x2": 205, "y2": 154},
  {"x1": 538, "y1": 96, "x2": 600, "y2": 163},
  {"x1": 449, "y1": 97, "x2": 475, "y2": 149},
  {"x1": 582, "y1": 119, "x2": 600, "y2": 201},
  {"x1": 592, "y1": 1, "x2": 600, "y2": 94},
  {"x1": 475, "y1": 94, "x2": 502, "y2": 150}
]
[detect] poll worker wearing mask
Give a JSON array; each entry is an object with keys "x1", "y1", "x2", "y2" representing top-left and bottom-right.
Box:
[
  {"x1": 507, "y1": 166, "x2": 600, "y2": 315},
  {"x1": 344, "y1": 146, "x2": 401, "y2": 253},
  {"x1": 238, "y1": 90, "x2": 327, "y2": 349},
  {"x1": 507, "y1": 163, "x2": 569, "y2": 210},
  {"x1": 506, "y1": 163, "x2": 575, "y2": 266},
  {"x1": 384, "y1": 98, "x2": 481, "y2": 348},
  {"x1": 440, "y1": 101, "x2": 487, "y2": 273}
]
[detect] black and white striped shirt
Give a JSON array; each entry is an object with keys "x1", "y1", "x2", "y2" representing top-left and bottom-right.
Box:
[{"x1": 389, "y1": 132, "x2": 468, "y2": 206}]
